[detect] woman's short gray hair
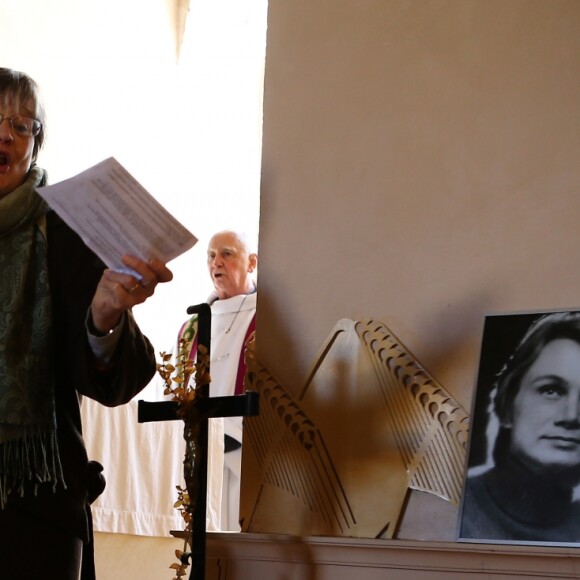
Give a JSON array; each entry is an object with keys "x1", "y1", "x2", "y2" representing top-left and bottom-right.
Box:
[{"x1": 0, "y1": 68, "x2": 46, "y2": 162}]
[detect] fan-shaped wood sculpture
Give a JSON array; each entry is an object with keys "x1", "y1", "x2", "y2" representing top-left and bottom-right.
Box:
[{"x1": 239, "y1": 318, "x2": 469, "y2": 538}]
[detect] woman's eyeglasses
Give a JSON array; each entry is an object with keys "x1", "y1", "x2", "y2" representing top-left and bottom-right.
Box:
[{"x1": 0, "y1": 113, "x2": 42, "y2": 137}]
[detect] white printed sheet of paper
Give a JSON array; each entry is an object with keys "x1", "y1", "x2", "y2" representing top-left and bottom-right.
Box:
[{"x1": 37, "y1": 157, "x2": 197, "y2": 276}]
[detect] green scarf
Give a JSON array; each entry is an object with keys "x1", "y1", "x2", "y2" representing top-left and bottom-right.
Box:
[{"x1": 0, "y1": 166, "x2": 64, "y2": 506}]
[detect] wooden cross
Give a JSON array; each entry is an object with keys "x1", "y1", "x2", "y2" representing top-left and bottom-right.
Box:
[{"x1": 137, "y1": 303, "x2": 259, "y2": 580}]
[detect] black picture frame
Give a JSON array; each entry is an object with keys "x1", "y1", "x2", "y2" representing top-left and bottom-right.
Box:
[{"x1": 457, "y1": 309, "x2": 580, "y2": 546}]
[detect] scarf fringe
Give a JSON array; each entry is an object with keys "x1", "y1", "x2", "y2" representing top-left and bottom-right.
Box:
[{"x1": 0, "y1": 429, "x2": 65, "y2": 508}]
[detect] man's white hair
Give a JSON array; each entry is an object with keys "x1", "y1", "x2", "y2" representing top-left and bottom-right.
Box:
[{"x1": 210, "y1": 229, "x2": 258, "y2": 256}]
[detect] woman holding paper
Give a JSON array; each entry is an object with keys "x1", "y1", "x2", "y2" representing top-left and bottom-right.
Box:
[{"x1": 0, "y1": 67, "x2": 173, "y2": 579}]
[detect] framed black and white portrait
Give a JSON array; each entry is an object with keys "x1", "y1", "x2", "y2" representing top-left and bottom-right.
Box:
[{"x1": 458, "y1": 309, "x2": 580, "y2": 546}]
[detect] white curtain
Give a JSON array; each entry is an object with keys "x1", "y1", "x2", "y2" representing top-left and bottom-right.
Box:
[{"x1": 82, "y1": 398, "x2": 224, "y2": 536}]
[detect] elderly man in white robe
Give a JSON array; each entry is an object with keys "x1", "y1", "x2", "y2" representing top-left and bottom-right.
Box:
[{"x1": 173, "y1": 230, "x2": 257, "y2": 531}]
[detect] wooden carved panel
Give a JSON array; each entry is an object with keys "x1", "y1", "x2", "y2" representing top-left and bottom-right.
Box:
[{"x1": 240, "y1": 319, "x2": 469, "y2": 538}]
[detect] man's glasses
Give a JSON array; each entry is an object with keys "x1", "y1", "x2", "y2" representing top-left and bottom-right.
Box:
[{"x1": 0, "y1": 113, "x2": 42, "y2": 137}]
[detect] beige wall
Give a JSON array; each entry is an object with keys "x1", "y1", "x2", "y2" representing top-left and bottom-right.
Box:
[
  {"x1": 256, "y1": 0, "x2": 580, "y2": 417},
  {"x1": 250, "y1": 0, "x2": 580, "y2": 548}
]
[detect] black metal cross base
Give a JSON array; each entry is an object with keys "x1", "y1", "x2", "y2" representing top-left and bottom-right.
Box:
[{"x1": 137, "y1": 303, "x2": 259, "y2": 580}]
